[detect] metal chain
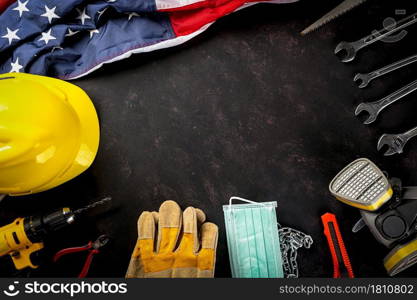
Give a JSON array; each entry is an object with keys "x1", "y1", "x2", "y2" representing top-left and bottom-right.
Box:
[{"x1": 278, "y1": 224, "x2": 313, "y2": 278}]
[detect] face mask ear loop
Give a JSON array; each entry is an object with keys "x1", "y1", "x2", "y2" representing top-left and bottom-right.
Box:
[
  {"x1": 229, "y1": 196, "x2": 261, "y2": 220},
  {"x1": 228, "y1": 196, "x2": 274, "y2": 222},
  {"x1": 229, "y1": 196, "x2": 264, "y2": 206}
]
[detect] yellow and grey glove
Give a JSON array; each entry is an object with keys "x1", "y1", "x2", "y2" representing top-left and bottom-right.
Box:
[{"x1": 126, "y1": 200, "x2": 218, "y2": 278}]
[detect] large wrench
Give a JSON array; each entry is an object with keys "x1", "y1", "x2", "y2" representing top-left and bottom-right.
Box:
[
  {"x1": 377, "y1": 126, "x2": 417, "y2": 156},
  {"x1": 335, "y1": 12, "x2": 417, "y2": 62},
  {"x1": 355, "y1": 79, "x2": 417, "y2": 124},
  {"x1": 354, "y1": 53, "x2": 417, "y2": 88}
]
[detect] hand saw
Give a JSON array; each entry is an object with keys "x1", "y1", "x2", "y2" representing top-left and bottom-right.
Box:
[{"x1": 301, "y1": 0, "x2": 368, "y2": 35}]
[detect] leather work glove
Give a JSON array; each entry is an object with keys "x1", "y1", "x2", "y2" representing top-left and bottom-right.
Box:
[{"x1": 126, "y1": 200, "x2": 218, "y2": 278}]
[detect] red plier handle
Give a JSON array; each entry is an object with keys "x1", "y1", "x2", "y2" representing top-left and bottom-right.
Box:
[
  {"x1": 53, "y1": 235, "x2": 109, "y2": 278},
  {"x1": 321, "y1": 213, "x2": 354, "y2": 278}
]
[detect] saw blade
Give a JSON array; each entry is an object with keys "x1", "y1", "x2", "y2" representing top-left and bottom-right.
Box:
[{"x1": 301, "y1": 0, "x2": 368, "y2": 36}]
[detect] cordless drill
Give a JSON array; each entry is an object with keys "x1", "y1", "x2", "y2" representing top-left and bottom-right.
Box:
[{"x1": 0, "y1": 197, "x2": 110, "y2": 270}]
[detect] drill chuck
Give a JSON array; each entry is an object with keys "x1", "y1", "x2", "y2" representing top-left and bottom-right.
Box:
[{"x1": 24, "y1": 208, "x2": 75, "y2": 243}]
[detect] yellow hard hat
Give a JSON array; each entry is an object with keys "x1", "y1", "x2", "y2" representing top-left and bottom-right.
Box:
[{"x1": 0, "y1": 73, "x2": 100, "y2": 196}]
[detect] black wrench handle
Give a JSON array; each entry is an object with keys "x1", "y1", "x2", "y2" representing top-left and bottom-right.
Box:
[
  {"x1": 374, "y1": 79, "x2": 417, "y2": 112},
  {"x1": 355, "y1": 12, "x2": 417, "y2": 51},
  {"x1": 404, "y1": 126, "x2": 417, "y2": 141},
  {"x1": 368, "y1": 54, "x2": 417, "y2": 81}
]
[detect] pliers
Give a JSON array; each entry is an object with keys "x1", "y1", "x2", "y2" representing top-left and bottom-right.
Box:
[{"x1": 53, "y1": 235, "x2": 110, "y2": 278}]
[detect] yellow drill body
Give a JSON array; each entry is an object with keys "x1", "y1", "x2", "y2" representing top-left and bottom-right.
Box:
[{"x1": 0, "y1": 217, "x2": 44, "y2": 270}]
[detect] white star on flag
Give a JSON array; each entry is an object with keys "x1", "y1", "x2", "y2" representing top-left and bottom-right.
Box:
[
  {"x1": 89, "y1": 29, "x2": 100, "y2": 38},
  {"x1": 65, "y1": 29, "x2": 79, "y2": 37},
  {"x1": 127, "y1": 12, "x2": 140, "y2": 21},
  {"x1": 77, "y1": 8, "x2": 91, "y2": 25},
  {"x1": 2, "y1": 28, "x2": 20, "y2": 45},
  {"x1": 41, "y1": 5, "x2": 60, "y2": 23},
  {"x1": 39, "y1": 29, "x2": 56, "y2": 45},
  {"x1": 10, "y1": 58, "x2": 23, "y2": 73},
  {"x1": 13, "y1": 0, "x2": 29, "y2": 17}
]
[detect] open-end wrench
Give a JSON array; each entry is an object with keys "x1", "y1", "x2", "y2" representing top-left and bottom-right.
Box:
[
  {"x1": 377, "y1": 126, "x2": 417, "y2": 156},
  {"x1": 335, "y1": 12, "x2": 417, "y2": 62},
  {"x1": 354, "y1": 53, "x2": 417, "y2": 88},
  {"x1": 355, "y1": 79, "x2": 417, "y2": 124}
]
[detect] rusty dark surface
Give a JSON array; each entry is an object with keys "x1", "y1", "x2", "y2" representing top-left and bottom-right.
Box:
[{"x1": 2, "y1": 0, "x2": 417, "y2": 277}]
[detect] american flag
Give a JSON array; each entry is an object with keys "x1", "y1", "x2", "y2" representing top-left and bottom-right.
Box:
[{"x1": 0, "y1": 0, "x2": 298, "y2": 80}]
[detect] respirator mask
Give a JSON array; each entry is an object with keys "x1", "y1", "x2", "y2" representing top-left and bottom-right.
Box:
[{"x1": 329, "y1": 158, "x2": 417, "y2": 276}]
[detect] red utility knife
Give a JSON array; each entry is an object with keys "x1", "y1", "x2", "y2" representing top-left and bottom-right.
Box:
[{"x1": 321, "y1": 213, "x2": 355, "y2": 278}]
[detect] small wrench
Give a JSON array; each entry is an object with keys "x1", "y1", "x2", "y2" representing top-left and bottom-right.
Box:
[
  {"x1": 355, "y1": 79, "x2": 417, "y2": 124},
  {"x1": 354, "y1": 53, "x2": 417, "y2": 88},
  {"x1": 335, "y1": 12, "x2": 417, "y2": 62},
  {"x1": 377, "y1": 126, "x2": 417, "y2": 156}
]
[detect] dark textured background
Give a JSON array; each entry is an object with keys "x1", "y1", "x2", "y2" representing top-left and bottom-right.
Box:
[{"x1": 2, "y1": 0, "x2": 417, "y2": 278}]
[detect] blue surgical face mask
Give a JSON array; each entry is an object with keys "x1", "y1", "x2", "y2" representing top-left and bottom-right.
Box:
[{"x1": 223, "y1": 197, "x2": 284, "y2": 278}]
